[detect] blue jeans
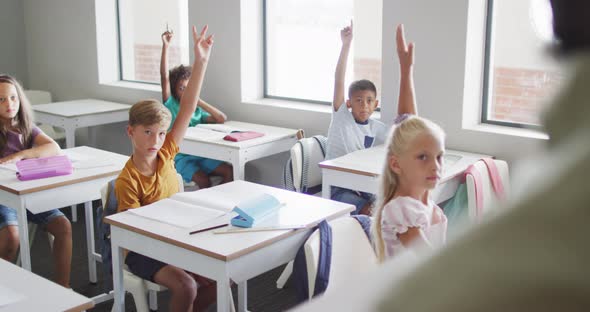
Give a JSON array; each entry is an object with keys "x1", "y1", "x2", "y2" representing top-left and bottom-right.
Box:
[
  {"x1": 330, "y1": 186, "x2": 375, "y2": 215},
  {"x1": 0, "y1": 204, "x2": 64, "y2": 230}
]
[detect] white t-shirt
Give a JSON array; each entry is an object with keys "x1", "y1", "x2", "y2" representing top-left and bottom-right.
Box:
[
  {"x1": 326, "y1": 104, "x2": 389, "y2": 160},
  {"x1": 381, "y1": 196, "x2": 447, "y2": 259}
]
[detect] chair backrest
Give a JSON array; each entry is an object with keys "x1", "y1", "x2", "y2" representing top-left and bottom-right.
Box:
[
  {"x1": 465, "y1": 159, "x2": 510, "y2": 219},
  {"x1": 284, "y1": 135, "x2": 327, "y2": 194},
  {"x1": 304, "y1": 217, "x2": 378, "y2": 298},
  {"x1": 97, "y1": 173, "x2": 184, "y2": 285},
  {"x1": 24, "y1": 90, "x2": 52, "y2": 105}
]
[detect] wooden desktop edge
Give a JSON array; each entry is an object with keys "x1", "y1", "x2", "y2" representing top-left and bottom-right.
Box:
[
  {"x1": 318, "y1": 162, "x2": 378, "y2": 178},
  {"x1": 64, "y1": 300, "x2": 95, "y2": 312},
  {"x1": 105, "y1": 207, "x2": 352, "y2": 262},
  {"x1": 183, "y1": 133, "x2": 298, "y2": 149},
  {"x1": 33, "y1": 107, "x2": 130, "y2": 118},
  {"x1": 0, "y1": 170, "x2": 122, "y2": 195}
]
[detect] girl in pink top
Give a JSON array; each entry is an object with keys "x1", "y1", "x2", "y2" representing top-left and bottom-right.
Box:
[{"x1": 372, "y1": 115, "x2": 447, "y2": 261}]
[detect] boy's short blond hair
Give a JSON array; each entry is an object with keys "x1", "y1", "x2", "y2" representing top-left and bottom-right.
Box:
[{"x1": 129, "y1": 99, "x2": 172, "y2": 127}]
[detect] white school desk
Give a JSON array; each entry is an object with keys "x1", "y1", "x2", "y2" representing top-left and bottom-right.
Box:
[
  {"x1": 33, "y1": 99, "x2": 130, "y2": 222},
  {"x1": 180, "y1": 121, "x2": 300, "y2": 180},
  {"x1": 320, "y1": 145, "x2": 491, "y2": 203},
  {"x1": 32, "y1": 99, "x2": 131, "y2": 149},
  {"x1": 0, "y1": 146, "x2": 127, "y2": 291},
  {"x1": 0, "y1": 258, "x2": 94, "y2": 312},
  {"x1": 106, "y1": 180, "x2": 354, "y2": 312}
]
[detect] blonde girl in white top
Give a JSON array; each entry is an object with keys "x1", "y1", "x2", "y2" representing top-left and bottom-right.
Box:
[{"x1": 372, "y1": 115, "x2": 448, "y2": 261}]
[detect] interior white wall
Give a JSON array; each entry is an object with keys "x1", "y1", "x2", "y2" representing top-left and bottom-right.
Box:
[
  {"x1": 0, "y1": 0, "x2": 29, "y2": 85},
  {"x1": 12, "y1": 0, "x2": 548, "y2": 186}
]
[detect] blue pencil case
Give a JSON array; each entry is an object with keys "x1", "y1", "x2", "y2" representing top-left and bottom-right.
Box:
[{"x1": 231, "y1": 193, "x2": 282, "y2": 228}]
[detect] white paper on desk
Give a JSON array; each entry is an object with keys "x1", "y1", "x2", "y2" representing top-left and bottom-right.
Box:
[
  {"x1": 0, "y1": 163, "x2": 17, "y2": 172},
  {"x1": 61, "y1": 149, "x2": 91, "y2": 162},
  {"x1": 73, "y1": 159, "x2": 113, "y2": 169},
  {"x1": 185, "y1": 127, "x2": 227, "y2": 140},
  {"x1": 195, "y1": 123, "x2": 246, "y2": 133},
  {"x1": 128, "y1": 198, "x2": 226, "y2": 228},
  {"x1": 172, "y1": 188, "x2": 241, "y2": 212},
  {"x1": 0, "y1": 284, "x2": 26, "y2": 307}
]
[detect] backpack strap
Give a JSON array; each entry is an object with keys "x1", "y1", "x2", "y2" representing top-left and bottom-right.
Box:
[
  {"x1": 293, "y1": 220, "x2": 332, "y2": 302},
  {"x1": 300, "y1": 141, "x2": 310, "y2": 193},
  {"x1": 312, "y1": 135, "x2": 327, "y2": 159},
  {"x1": 283, "y1": 158, "x2": 296, "y2": 192},
  {"x1": 481, "y1": 158, "x2": 505, "y2": 201},
  {"x1": 464, "y1": 164, "x2": 484, "y2": 218},
  {"x1": 313, "y1": 220, "x2": 332, "y2": 296}
]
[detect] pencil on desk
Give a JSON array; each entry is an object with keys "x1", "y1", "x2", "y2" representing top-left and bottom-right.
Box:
[{"x1": 189, "y1": 223, "x2": 227, "y2": 235}]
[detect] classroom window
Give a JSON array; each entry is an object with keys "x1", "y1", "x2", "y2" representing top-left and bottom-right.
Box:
[
  {"x1": 117, "y1": 0, "x2": 189, "y2": 84},
  {"x1": 264, "y1": 0, "x2": 383, "y2": 104},
  {"x1": 482, "y1": 0, "x2": 563, "y2": 129}
]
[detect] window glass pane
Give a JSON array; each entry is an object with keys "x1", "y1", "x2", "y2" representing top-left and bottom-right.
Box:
[
  {"x1": 118, "y1": 0, "x2": 189, "y2": 84},
  {"x1": 265, "y1": 0, "x2": 382, "y2": 103},
  {"x1": 485, "y1": 0, "x2": 563, "y2": 127}
]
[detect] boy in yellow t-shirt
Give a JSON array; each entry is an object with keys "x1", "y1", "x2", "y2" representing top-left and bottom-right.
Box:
[{"x1": 114, "y1": 25, "x2": 216, "y2": 311}]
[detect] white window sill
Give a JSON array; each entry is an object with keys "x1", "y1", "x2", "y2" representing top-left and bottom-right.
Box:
[
  {"x1": 464, "y1": 123, "x2": 549, "y2": 140},
  {"x1": 100, "y1": 80, "x2": 161, "y2": 92},
  {"x1": 242, "y1": 98, "x2": 382, "y2": 120}
]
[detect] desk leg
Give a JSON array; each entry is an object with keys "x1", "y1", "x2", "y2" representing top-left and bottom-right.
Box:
[
  {"x1": 237, "y1": 281, "x2": 247, "y2": 312},
  {"x1": 321, "y1": 170, "x2": 332, "y2": 199},
  {"x1": 64, "y1": 125, "x2": 78, "y2": 222},
  {"x1": 16, "y1": 201, "x2": 32, "y2": 271},
  {"x1": 84, "y1": 202, "x2": 98, "y2": 284},
  {"x1": 231, "y1": 152, "x2": 245, "y2": 181},
  {"x1": 88, "y1": 126, "x2": 97, "y2": 148},
  {"x1": 217, "y1": 278, "x2": 231, "y2": 312},
  {"x1": 111, "y1": 236, "x2": 125, "y2": 312}
]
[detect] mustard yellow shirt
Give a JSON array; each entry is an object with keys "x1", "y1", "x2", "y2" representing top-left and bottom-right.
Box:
[{"x1": 115, "y1": 134, "x2": 180, "y2": 212}]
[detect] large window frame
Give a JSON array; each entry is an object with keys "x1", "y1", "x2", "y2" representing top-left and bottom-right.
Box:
[
  {"x1": 115, "y1": 0, "x2": 189, "y2": 86},
  {"x1": 262, "y1": 0, "x2": 383, "y2": 108},
  {"x1": 481, "y1": 0, "x2": 543, "y2": 131}
]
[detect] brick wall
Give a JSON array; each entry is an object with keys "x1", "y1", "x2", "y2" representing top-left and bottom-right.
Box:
[
  {"x1": 133, "y1": 44, "x2": 182, "y2": 83},
  {"x1": 491, "y1": 66, "x2": 563, "y2": 125}
]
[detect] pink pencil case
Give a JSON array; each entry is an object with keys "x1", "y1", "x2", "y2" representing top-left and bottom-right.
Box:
[
  {"x1": 223, "y1": 131, "x2": 265, "y2": 142},
  {"x1": 16, "y1": 155, "x2": 73, "y2": 181}
]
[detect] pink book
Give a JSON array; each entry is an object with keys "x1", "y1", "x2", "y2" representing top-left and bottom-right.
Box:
[
  {"x1": 16, "y1": 155, "x2": 73, "y2": 181},
  {"x1": 223, "y1": 131, "x2": 265, "y2": 142}
]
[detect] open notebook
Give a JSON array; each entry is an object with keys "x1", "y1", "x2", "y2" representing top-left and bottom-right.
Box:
[{"x1": 127, "y1": 188, "x2": 240, "y2": 229}]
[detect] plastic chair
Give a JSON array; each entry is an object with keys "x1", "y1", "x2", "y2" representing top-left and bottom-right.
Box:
[
  {"x1": 101, "y1": 176, "x2": 185, "y2": 312},
  {"x1": 24, "y1": 90, "x2": 66, "y2": 142},
  {"x1": 276, "y1": 135, "x2": 327, "y2": 289},
  {"x1": 304, "y1": 217, "x2": 378, "y2": 298},
  {"x1": 465, "y1": 159, "x2": 510, "y2": 219}
]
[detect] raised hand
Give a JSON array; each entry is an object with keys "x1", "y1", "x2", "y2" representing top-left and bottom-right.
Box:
[
  {"x1": 396, "y1": 24, "x2": 414, "y2": 69},
  {"x1": 340, "y1": 20, "x2": 353, "y2": 45},
  {"x1": 161, "y1": 30, "x2": 173, "y2": 47},
  {"x1": 192, "y1": 25, "x2": 214, "y2": 64}
]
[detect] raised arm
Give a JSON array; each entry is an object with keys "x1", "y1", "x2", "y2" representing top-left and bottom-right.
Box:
[
  {"x1": 0, "y1": 132, "x2": 60, "y2": 164},
  {"x1": 333, "y1": 20, "x2": 353, "y2": 112},
  {"x1": 169, "y1": 25, "x2": 213, "y2": 145},
  {"x1": 199, "y1": 99, "x2": 227, "y2": 123},
  {"x1": 396, "y1": 24, "x2": 417, "y2": 116},
  {"x1": 160, "y1": 30, "x2": 173, "y2": 103}
]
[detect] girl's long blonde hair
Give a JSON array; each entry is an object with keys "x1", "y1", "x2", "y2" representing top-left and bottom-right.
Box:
[
  {"x1": 371, "y1": 115, "x2": 445, "y2": 262},
  {"x1": 0, "y1": 75, "x2": 35, "y2": 156}
]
